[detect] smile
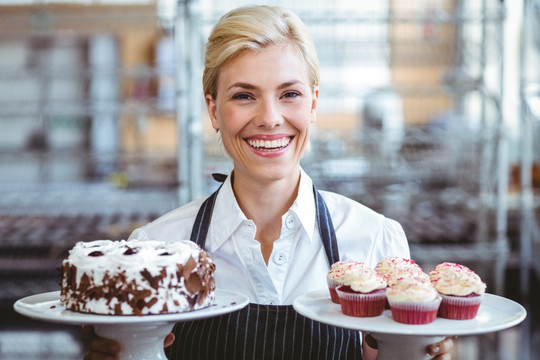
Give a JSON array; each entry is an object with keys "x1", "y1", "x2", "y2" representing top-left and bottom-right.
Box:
[{"x1": 246, "y1": 137, "x2": 292, "y2": 151}]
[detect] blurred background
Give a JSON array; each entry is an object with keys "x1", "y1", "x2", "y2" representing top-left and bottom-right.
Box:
[{"x1": 0, "y1": 0, "x2": 538, "y2": 359}]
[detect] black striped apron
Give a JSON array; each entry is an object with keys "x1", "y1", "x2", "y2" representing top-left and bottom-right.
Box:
[{"x1": 166, "y1": 185, "x2": 362, "y2": 360}]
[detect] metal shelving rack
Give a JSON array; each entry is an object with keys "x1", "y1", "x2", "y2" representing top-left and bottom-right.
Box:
[
  {"x1": 0, "y1": 3, "x2": 181, "y2": 305},
  {"x1": 520, "y1": 0, "x2": 540, "y2": 297},
  {"x1": 518, "y1": 4, "x2": 540, "y2": 358}
]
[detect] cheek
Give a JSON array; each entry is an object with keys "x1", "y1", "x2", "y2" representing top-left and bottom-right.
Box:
[
  {"x1": 290, "y1": 106, "x2": 314, "y2": 132},
  {"x1": 217, "y1": 107, "x2": 246, "y2": 138}
]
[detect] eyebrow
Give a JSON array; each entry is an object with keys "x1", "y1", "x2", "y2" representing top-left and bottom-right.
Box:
[{"x1": 227, "y1": 80, "x2": 305, "y2": 92}]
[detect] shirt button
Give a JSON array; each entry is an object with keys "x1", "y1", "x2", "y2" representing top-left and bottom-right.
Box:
[
  {"x1": 285, "y1": 215, "x2": 295, "y2": 229},
  {"x1": 273, "y1": 251, "x2": 287, "y2": 266}
]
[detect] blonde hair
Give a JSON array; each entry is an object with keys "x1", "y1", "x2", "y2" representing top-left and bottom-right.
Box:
[{"x1": 203, "y1": 5, "x2": 320, "y2": 99}]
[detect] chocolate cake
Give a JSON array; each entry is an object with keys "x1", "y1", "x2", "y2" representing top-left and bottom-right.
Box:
[{"x1": 60, "y1": 239, "x2": 216, "y2": 315}]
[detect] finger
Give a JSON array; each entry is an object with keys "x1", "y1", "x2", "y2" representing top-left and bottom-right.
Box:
[
  {"x1": 164, "y1": 332, "x2": 175, "y2": 348},
  {"x1": 427, "y1": 337, "x2": 454, "y2": 356},
  {"x1": 81, "y1": 325, "x2": 93, "y2": 335},
  {"x1": 364, "y1": 333, "x2": 378, "y2": 349},
  {"x1": 88, "y1": 336, "x2": 122, "y2": 354}
]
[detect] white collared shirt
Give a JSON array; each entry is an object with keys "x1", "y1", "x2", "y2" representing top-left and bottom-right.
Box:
[{"x1": 129, "y1": 169, "x2": 409, "y2": 305}]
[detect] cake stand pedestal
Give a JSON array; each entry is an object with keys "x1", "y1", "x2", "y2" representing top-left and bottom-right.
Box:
[
  {"x1": 14, "y1": 290, "x2": 249, "y2": 360},
  {"x1": 293, "y1": 289, "x2": 527, "y2": 360}
]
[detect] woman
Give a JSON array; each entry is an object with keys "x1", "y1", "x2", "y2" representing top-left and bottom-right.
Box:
[{"x1": 85, "y1": 5, "x2": 453, "y2": 360}]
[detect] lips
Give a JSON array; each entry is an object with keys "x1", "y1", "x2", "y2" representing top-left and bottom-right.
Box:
[{"x1": 246, "y1": 136, "x2": 292, "y2": 151}]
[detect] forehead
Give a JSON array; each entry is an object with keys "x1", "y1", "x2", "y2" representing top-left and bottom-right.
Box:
[{"x1": 217, "y1": 44, "x2": 310, "y2": 90}]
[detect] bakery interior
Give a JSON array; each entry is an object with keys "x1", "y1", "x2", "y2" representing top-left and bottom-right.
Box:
[{"x1": 0, "y1": 0, "x2": 538, "y2": 359}]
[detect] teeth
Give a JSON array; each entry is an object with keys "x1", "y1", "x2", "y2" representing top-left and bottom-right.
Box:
[{"x1": 248, "y1": 137, "x2": 290, "y2": 149}]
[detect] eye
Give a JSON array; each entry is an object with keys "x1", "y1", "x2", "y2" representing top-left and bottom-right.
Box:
[
  {"x1": 232, "y1": 93, "x2": 253, "y2": 100},
  {"x1": 282, "y1": 91, "x2": 301, "y2": 99}
]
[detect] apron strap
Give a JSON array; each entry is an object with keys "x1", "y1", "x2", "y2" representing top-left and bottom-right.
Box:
[
  {"x1": 189, "y1": 185, "x2": 220, "y2": 247},
  {"x1": 313, "y1": 186, "x2": 340, "y2": 265}
]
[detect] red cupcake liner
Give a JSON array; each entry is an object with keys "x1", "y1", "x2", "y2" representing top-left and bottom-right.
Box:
[
  {"x1": 387, "y1": 296, "x2": 442, "y2": 324},
  {"x1": 336, "y1": 286, "x2": 387, "y2": 317},
  {"x1": 327, "y1": 278, "x2": 343, "y2": 304},
  {"x1": 328, "y1": 287, "x2": 340, "y2": 304},
  {"x1": 438, "y1": 293, "x2": 483, "y2": 320}
]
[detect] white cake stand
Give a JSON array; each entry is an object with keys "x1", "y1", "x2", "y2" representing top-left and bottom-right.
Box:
[
  {"x1": 14, "y1": 290, "x2": 249, "y2": 360},
  {"x1": 293, "y1": 289, "x2": 527, "y2": 360}
]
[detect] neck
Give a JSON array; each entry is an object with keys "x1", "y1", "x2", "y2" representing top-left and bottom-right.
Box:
[
  {"x1": 232, "y1": 169, "x2": 301, "y2": 220},
  {"x1": 231, "y1": 168, "x2": 302, "y2": 263}
]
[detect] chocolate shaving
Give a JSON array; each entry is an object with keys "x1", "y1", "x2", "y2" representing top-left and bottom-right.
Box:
[
  {"x1": 183, "y1": 257, "x2": 197, "y2": 278},
  {"x1": 185, "y1": 272, "x2": 203, "y2": 295},
  {"x1": 140, "y1": 269, "x2": 160, "y2": 289}
]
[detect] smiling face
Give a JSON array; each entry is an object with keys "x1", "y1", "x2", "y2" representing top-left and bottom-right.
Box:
[{"x1": 206, "y1": 44, "x2": 318, "y2": 185}]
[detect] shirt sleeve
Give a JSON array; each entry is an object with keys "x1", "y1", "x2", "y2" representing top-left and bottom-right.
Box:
[
  {"x1": 125, "y1": 198, "x2": 203, "y2": 243},
  {"x1": 367, "y1": 217, "x2": 410, "y2": 267},
  {"x1": 128, "y1": 227, "x2": 150, "y2": 241}
]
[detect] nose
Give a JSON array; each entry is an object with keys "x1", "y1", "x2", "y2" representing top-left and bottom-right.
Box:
[{"x1": 254, "y1": 98, "x2": 283, "y2": 129}]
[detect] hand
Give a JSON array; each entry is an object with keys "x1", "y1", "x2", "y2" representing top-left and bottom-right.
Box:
[
  {"x1": 427, "y1": 336, "x2": 455, "y2": 360},
  {"x1": 81, "y1": 325, "x2": 120, "y2": 360},
  {"x1": 81, "y1": 325, "x2": 176, "y2": 360}
]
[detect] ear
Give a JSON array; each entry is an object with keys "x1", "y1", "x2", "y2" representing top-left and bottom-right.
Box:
[
  {"x1": 310, "y1": 86, "x2": 319, "y2": 123},
  {"x1": 205, "y1": 94, "x2": 219, "y2": 130}
]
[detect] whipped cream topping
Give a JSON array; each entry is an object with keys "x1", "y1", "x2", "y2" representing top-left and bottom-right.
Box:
[
  {"x1": 384, "y1": 269, "x2": 431, "y2": 287},
  {"x1": 375, "y1": 256, "x2": 426, "y2": 286},
  {"x1": 331, "y1": 260, "x2": 363, "y2": 269},
  {"x1": 327, "y1": 261, "x2": 368, "y2": 281},
  {"x1": 341, "y1": 266, "x2": 387, "y2": 293},
  {"x1": 66, "y1": 239, "x2": 199, "y2": 270},
  {"x1": 375, "y1": 256, "x2": 422, "y2": 274},
  {"x1": 386, "y1": 277, "x2": 439, "y2": 302},
  {"x1": 429, "y1": 262, "x2": 486, "y2": 296}
]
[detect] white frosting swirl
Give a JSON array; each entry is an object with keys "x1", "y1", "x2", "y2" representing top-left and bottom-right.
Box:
[
  {"x1": 342, "y1": 267, "x2": 387, "y2": 293},
  {"x1": 386, "y1": 277, "x2": 438, "y2": 302},
  {"x1": 385, "y1": 270, "x2": 431, "y2": 287},
  {"x1": 327, "y1": 261, "x2": 368, "y2": 281},
  {"x1": 375, "y1": 257, "x2": 424, "y2": 284},
  {"x1": 429, "y1": 262, "x2": 486, "y2": 296}
]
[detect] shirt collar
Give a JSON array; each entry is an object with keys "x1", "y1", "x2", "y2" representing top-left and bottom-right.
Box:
[{"x1": 206, "y1": 168, "x2": 317, "y2": 251}]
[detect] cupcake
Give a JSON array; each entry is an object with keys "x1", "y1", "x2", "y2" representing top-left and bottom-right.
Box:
[
  {"x1": 375, "y1": 257, "x2": 428, "y2": 309},
  {"x1": 336, "y1": 266, "x2": 387, "y2": 317},
  {"x1": 327, "y1": 261, "x2": 367, "y2": 304},
  {"x1": 429, "y1": 262, "x2": 486, "y2": 320},
  {"x1": 386, "y1": 276, "x2": 441, "y2": 324}
]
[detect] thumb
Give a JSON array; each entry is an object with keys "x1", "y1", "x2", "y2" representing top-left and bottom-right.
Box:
[
  {"x1": 164, "y1": 333, "x2": 176, "y2": 348},
  {"x1": 364, "y1": 333, "x2": 378, "y2": 349}
]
